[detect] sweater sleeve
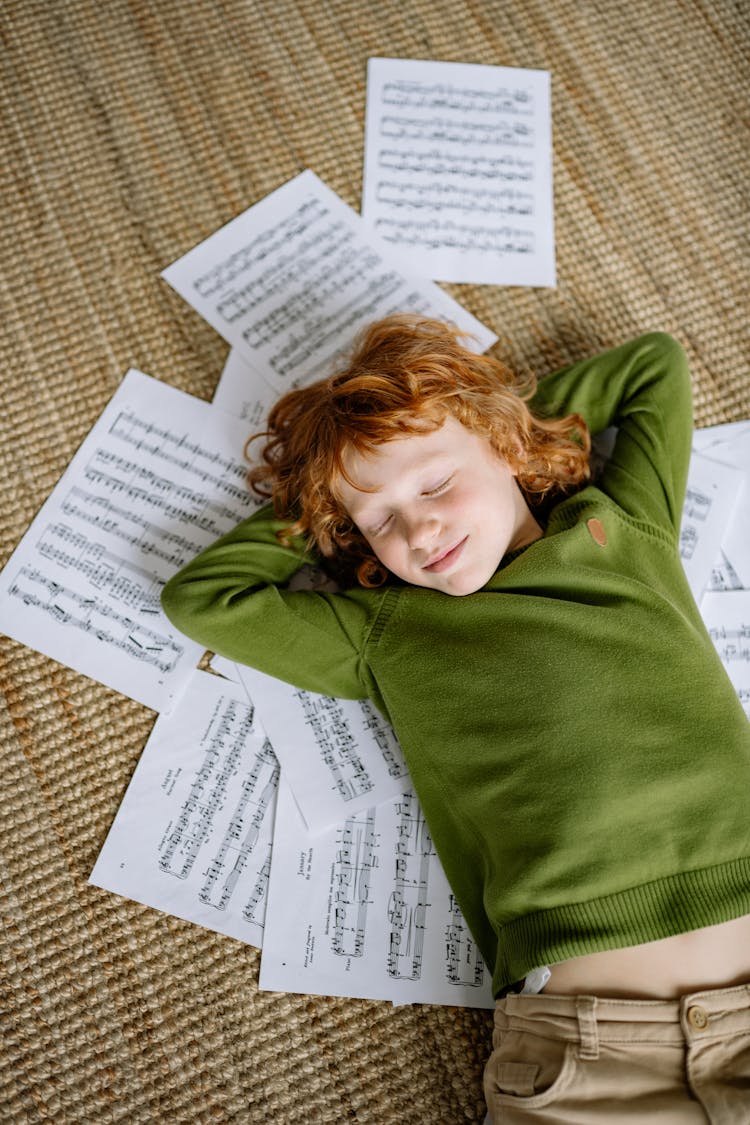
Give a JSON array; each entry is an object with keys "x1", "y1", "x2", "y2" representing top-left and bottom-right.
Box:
[
  {"x1": 161, "y1": 503, "x2": 377, "y2": 699},
  {"x1": 530, "y1": 332, "x2": 693, "y2": 533}
]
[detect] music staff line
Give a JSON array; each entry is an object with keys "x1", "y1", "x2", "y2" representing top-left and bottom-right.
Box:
[
  {"x1": 378, "y1": 146, "x2": 533, "y2": 178},
  {"x1": 388, "y1": 794, "x2": 433, "y2": 981},
  {"x1": 8, "y1": 565, "x2": 182, "y2": 672},
  {"x1": 381, "y1": 81, "x2": 533, "y2": 115},
  {"x1": 258, "y1": 271, "x2": 404, "y2": 378},
  {"x1": 296, "y1": 690, "x2": 376, "y2": 803},
  {"x1": 332, "y1": 812, "x2": 378, "y2": 958},
  {"x1": 38, "y1": 522, "x2": 163, "y2": 609},
  {"x1": 445, "y1": 894, "x2": 486, "y2": 988},
  {"x1": 200, "y1": 740, "x2": 279, "y2": 917},
  {"x1": 709, "y1": 624, "x2": 750, "y2": 664},
  {"x1": 359, "y1": 700, "x2": 409, "y2": 780},
  {"x1": 193, "y1": 196, "x2": 328, "y2": 298},
  {"x1": 62, "y1": 487, "x2": 209, "y2": 572},
  {"x1": 381, "y1": 117, "x2": 534, "y2": 146},
  {"x1": 216, "y1": 220, "x2": 352, "y2": 325},
  {"x1": 84, "y1": 457, "x2": 249, "y2": 528},
  {"x1": 158, "y1": 697, "x2": 278, "y2": 928},
  {"x1": 374, "y1": 217, "x2": 534, "y2": 256},
  {"x1": 376, "y1": 180, "x2": 534, "y2": 216},
  {"x1": 110, "y1": 414, "x2": 250, "y2": 496},
  {"x1": 241, "y1": 230, "x2": 373, "y2": 351}
]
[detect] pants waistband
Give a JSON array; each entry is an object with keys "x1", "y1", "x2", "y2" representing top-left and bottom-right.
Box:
[{"x1": 496, "y1": 984, "x2": 750, "y2": 1058}]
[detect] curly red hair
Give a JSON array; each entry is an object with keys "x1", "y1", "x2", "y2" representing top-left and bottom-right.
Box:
[{"x1": 247, "y1": 315, "x2": 590, "y2": 586}]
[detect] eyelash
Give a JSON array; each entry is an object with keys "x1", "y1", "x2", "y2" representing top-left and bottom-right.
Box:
[
  {"x1": 423, "y1": 475, "x2": 453, "y2": 497},
  {"x1": 369, "y1": 476, "x2": 453, "y2": 535},
  {"x1": 371, "y1": 514, "x2": 392, "y2": 536}
]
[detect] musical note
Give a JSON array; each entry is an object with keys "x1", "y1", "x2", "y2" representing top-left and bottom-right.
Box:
[
  {"x1": 381, "y1": 80, "x2": 533, "y2": 116},
  {"x1": 358, "y1": 700, "x2": 406, "y2": 778},
  {"x1": 9, "y1": 565, "x2": 180, "y2": 671},
  {"x1": 377, "y1": 147, "x2": 534, "y2": 181},
  {"x1": 701, "y1": 591, "x2": 750, "y2": 717},
  {"x1": 294, "y1": 690, "x2": 374, "y2": 802},
  {"x1": 708, "y1": 624, "x2": 750, "y2": 665},
  {"x1": 708, "y1": 552, "x2": 744, "y2": 592},
  {"x1": 373, "y1": 216, "x2": 534, "y2": 257},
  {"x1": 387, "y1": 794, "x2": 434, "y2": 981},
  {"x1": 197, "y1": 739, "x2": 279, "y2": 911},
  {"x1": 679, "y1": 450, "x2": 745, "y2": 601},
  {"x1": 381, "y1": 113, "x2": 533, "y2": 147},
  {"x1": 331, "y1": 811, "x2": 378, "y2": 958},
  {"x1": 375, "y1": 178, "x2": 534, "y2": 217},
  {"x1": 445, "y1": 894, "x2": 486, "y2": 988},
  {"x1": 193, "y1": 197, "x2": 328, "y2": 298}
]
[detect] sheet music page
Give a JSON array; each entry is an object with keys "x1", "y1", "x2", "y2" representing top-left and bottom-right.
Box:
[
  {"x1": 362, "y1": 58, "x2": 555, "y2": 286},
  {"x1": 701, "y1": 590, "x2": 750, "y2": 717},
  {"x1": 692, "y1": 421, "x2": 750, "y2": 454},
  {"x1": 89, "y1": 669, "x2": 277, "y2": 947},
  {"x1": 236, "y1": 663, "x2": 410, "y2": 834},
  {"x1": 259, "y1": 777, "x2": 495, "y2": 1008},
  {"x1": 0, "y1": 370, "x2": 260, "y2": 712},
  {"x1": 212, "y1": 348, "x2": 279, "y2": 426},
  {"x1": 707, "y1": 552, "x2": 745, "y2": 593},
  {"x1": 680, "y1": 451, "x2": 745, "y2": 600},
  {"x1": 162, "y1": 170, "x2": 497, "y2": 394},
  {"x1": 699, "y1": 428, "x2": 750, "y2": 588}
]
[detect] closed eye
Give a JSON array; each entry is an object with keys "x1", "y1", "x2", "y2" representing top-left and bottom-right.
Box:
[
  {"x1": 423, "y1": 475, "x2": 453, "y2": 497},
  {"x1": 369, "y1": 513, "x2": 393, "y2": 536}
]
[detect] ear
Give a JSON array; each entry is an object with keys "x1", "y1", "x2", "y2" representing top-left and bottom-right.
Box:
[{"x1": 509, "y1": 444, "x2": 526, "y2": 474}]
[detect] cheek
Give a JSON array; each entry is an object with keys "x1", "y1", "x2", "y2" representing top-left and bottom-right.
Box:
[
  {"x1": 368, "y1": 536, "x2": 413, "y2": 579},
  {"x1": 449, "y1": 486, "x2": 485, "y2": 522},
  {"x1": 373, "y1": 538, "x2": 404, "y2": 568},
  {"x1": 362, "y1": 531, "x2": 392, "y2": 562}
]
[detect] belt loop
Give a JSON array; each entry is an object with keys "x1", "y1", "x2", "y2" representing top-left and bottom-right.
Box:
[{"x1": 576, "y1": 996, "x2": 599, "y2": 1060}]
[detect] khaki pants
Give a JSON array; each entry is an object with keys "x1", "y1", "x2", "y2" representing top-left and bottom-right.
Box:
[{"x1": 484, "y1": 984, "x2": 750, "y2": 1123}]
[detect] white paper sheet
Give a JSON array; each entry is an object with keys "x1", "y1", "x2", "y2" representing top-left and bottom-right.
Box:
[
  {"x1": 701, "y1": 590, "x2": 750, "y2": 717},
  {"x1": 692, "y1": 421, "x2": 750, "y2": 453},
  {"x1": 89, "y1": 669, "x2": 278, "y2": 946},
  {"x1": 362, "y1": 58, "x2": 555, "y2": 286},
  {"x1": 212, "y1": 348, "x2": 279, "y2": 426},
  {"x1": 259, "y1": 778, "x2": 495, "y2": 1008},
  {"x1": 699, "y1": 429, "x2": 750, "y2": 588},
  {"x1": 236, "y1": 663, "x2": 409, "y2": 833},
  {"x1": 162, "y1": 170, "x2": 497, "y2": 394},
  {"x1": 680, "y1": 451, "x2": 744, "y2": 600},
  {"x1": 708, "y1": 552, "x2": 745, "y2": 593},
  {"x1": 0, "y1": 370, "x2": 260, "y2": 712}
]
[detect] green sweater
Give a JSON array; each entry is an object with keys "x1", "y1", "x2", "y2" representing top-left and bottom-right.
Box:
[{"x1": 162, "y1": 334, "x2": 750, "y2": 995}]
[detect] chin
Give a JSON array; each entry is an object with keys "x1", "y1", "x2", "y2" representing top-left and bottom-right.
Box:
[{"x1": 440, "y1": 573, "x2": 489, "y2": 597}]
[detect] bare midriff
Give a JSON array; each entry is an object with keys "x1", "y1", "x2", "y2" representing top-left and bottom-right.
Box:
[{"x1": 543, "y1": 913, "x2": 750, "y2": 999}]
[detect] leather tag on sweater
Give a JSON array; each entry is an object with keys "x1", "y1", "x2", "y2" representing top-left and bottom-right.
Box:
[{"x1": 587, "y1": 517, "x2": 607, "y2": 546}]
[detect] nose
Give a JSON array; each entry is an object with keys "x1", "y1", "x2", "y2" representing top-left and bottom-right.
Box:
[{"x1": 404, "y1": 510, "x2": 440, "y2": 551}]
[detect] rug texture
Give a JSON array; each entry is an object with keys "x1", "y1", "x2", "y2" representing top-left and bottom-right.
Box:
[{"x1": 1, "y1": 1, "x2": 748, "y2": 1122}]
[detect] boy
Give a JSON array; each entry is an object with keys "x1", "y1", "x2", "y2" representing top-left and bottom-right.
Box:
[{"x1": 163, "y1": 316, "x2": 750, "y2": 1121}]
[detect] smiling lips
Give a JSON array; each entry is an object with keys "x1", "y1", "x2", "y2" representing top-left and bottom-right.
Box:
[{"x1": 423, "y1": 537, "x2": 468, "y2": 573}]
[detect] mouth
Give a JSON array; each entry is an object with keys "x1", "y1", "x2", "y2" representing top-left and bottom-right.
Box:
[{"x1": 423, "y1": 537, "x2": 467, "y2": 573}]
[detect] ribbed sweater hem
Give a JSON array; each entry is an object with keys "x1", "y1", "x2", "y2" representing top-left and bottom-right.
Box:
[{"x1": 493, "y1": 856, "x2": 750, "y2": 996}]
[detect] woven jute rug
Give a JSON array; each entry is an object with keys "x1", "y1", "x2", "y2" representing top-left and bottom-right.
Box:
[{"x1": 1, "y1": 1, "x2": 748, "y2": 1121}]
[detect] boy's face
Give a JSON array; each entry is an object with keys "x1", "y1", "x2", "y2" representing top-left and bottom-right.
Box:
[{"x1": 337, "y1": 415, "x2": 543, "y2": 596}]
